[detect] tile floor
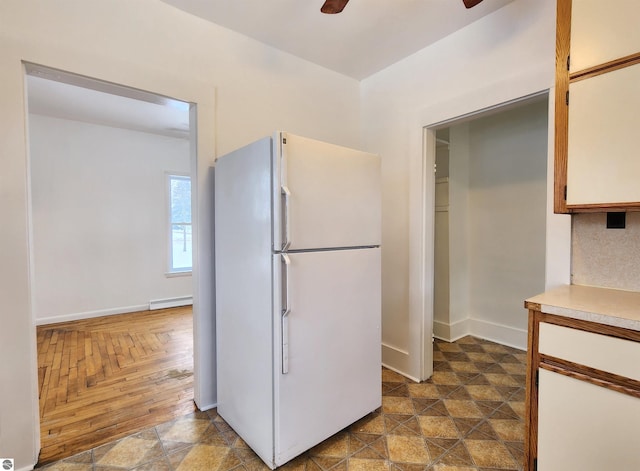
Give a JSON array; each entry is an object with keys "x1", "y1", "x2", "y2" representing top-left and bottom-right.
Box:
[{"x1": 37, "y1": 336, "x2": 526, "y2": 471}]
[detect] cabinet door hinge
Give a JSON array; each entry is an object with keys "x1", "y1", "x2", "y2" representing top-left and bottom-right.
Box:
[
  {"x1": 567, "y1": 55, "x2": 570, "y2": 71},
  {"x1": 566, "y1": 90, "x2": 569, "y2": 105}
]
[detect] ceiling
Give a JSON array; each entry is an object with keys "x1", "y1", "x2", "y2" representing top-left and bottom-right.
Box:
[
  {"x1": 26, "y1": 65, "x2": 190, "y2": 139},
  {"x1": 161, "y1": 0, "x2": 515, "y2": 80},
  {"x1": 26, "y1": 0, "x2": 515, "y2": 136}
]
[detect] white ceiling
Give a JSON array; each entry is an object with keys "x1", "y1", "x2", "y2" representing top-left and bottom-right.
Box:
[
  {"x1": 26, "y1": 66, "x2": 190, "y2": 139},
  {"x1": 161, "y1": 0, "x2": 515, "y2": 80},
  {"x1": 26, "y1": 0, "x2": 515, "y2": 136}
]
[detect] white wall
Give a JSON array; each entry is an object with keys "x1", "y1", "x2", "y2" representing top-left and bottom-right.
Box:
[
  {"x1": 0, "y1": 1, "x2": 361, "y2": 468},
  {"x1": 465, "y1": 100, "x2": 548, "y2": 347},
  {"x1": 29, "y1": 114, "x2": 192, "y2": 324},
  {"x1": 361, "y1": 0, "x2": 571, "y2": 378},
  {"x1": 434, "y1": 101, "x2": 549, "y2": 347}
]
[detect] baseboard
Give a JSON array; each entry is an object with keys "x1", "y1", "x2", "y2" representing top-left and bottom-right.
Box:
[
  {"x1": 381, "y1": 343, "x2": 421, "y2": 382},
  {"x1": 468, "y1": 318, "x2": 527, "y2": 351},
  {"x1": 36, "y1": 304, "x2": 149, "y2": 326},
  {"x1": 149, "y1": 296, "x2": 193, "y2": 310},
  {"x1": 433, "y1": 318, "x2": 470, "y2": 343},
  {"x1": 195, "y1": 401, "x2": 217, "y2": 412}
]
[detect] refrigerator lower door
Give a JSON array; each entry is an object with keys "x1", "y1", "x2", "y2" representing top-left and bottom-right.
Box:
[{"x1": 272, "y1": 248, "x2": 381, "y2": 467}]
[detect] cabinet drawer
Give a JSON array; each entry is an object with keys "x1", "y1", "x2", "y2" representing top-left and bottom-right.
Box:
[{"x1": 539, "y1": 322, "x2": 640, "y2": 381}]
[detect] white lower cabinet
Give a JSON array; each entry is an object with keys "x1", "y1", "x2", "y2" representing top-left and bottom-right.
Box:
[
  {"x1": 537, "y1": 368, "x2": 640, "y2": 470},
  {"x1": 524, "y1": 286, "x2": 640, "y2": 471}
]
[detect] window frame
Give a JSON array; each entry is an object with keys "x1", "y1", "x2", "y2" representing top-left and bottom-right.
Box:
[{"x1": 166, "y1": 172, "x2": 193, "y2": 275}]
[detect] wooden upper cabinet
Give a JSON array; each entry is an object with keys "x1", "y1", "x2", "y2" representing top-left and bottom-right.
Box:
[{"x1": 554, "y1": 0, "x2": 640, "y2": 213}]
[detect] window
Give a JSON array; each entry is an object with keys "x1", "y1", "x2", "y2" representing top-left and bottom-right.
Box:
[{"x1": 168, "y1": 174, "x2": 192, "y2": 273}]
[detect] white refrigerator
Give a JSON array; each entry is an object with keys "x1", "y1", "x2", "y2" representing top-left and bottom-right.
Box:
[{"x1": 214, "y1": 132, "x2": 381, "y2": 469}]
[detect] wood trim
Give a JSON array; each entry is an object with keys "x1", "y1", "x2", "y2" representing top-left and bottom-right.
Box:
[
  {"x1": 540, "y1": 354, "x2": 640, "y2": 399},
  {"x1": 537, "y1": 312, "x2": 640, "y2": 343},
  {"x1": 565, "y1": 201, "x2": 640, "y2": 212},
  {"x1": 554, "y1": 0, "x2": 571, "y2": 214},
  {"x1": 570, "y1": 52, "x2": 640, "y2": 82},
  {"x1": 524, "y1": 309, "x2": 540, "y2": 471}
]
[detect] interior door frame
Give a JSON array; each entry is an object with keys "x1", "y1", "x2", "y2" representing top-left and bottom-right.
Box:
[
  {"x1": 21, "y1": 61, "x2": 217, "y2": 461},
  {"x1": 409, "y1": 85, "x2": 569, "y2": 382}
]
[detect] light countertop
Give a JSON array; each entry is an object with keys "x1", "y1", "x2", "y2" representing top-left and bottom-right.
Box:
[{"x1": 525, "y1": 284, "x2": 640, "y2": 332}]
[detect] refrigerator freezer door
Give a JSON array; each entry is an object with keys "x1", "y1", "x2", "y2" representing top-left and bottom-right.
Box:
[
  {"x1": 273, "y1": 133, "x2": 381, "y2": 251},
  {"x1": 272, "y1": 248, "x2": 381, "y2": 466}
]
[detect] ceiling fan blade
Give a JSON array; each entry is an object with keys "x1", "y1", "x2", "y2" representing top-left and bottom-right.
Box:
[
  {"x1": 321, "y1": 0, "x2": 349, "y2": 14},
  {"x1": 462, "y1": 0, "x2": 484, "y2": 8}
]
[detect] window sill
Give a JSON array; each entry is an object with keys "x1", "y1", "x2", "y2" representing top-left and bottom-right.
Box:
[{"x1": 165, "y1": 270, "x2": 192, "y2": 278}]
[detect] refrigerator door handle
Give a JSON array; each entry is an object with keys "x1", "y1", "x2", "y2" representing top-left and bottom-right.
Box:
[
  {"x1": 281, "y1": 253, "x2": 291, "y2": 374},
  {"x1": 281, "y1": 186, "x2": 291, "y2": 251}
]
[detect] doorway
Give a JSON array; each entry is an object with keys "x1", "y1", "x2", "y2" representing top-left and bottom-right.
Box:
[
  {"x1": 24, "y1": 64, "x2": 198, "y2": 462},
  {"x1": 429, "y1": 97, "x2": 548, "y2": 346}
]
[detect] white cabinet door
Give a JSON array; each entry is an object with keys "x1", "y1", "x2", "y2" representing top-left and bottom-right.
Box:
[
  {"x1": 570, "y1": 0, "x2": 640, "y2": 73},
  {"x1": 567, "y1": 63, "x2": 640, "y2": 205},
  {"x1": 538, "y1": 369, "x2": 640, "y2": 471},
  {"x1": 273, "y1": 132, "x2": 381, "y2": 251},
  {"x1": 273, "y1": 248, "x2": 381, "y2": 466}
]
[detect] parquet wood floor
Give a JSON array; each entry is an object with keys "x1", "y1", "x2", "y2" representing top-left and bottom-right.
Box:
[{"x1": 36, "y1": 306, "x2": 196, "y2": 465}]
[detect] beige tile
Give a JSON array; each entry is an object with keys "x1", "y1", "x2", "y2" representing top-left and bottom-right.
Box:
[
  {"x1": 509, "y1": 401, "x2": 526, "y2": 419},
  {"x1": 484, "y1": 373, "x2": 520, "y2": 387},
  {"x1": 449, "y1": 362, "x2": 479, "y2": 373},
  {"x1": 310, "y1": 431, "x2": 349, "y2": 457},
  {"x1": 437, "y1": 343, "x2": 463, "y2": 353},
  {"x1": 443, "y1": 400, "x2": 484, "y2": 419},
  {"x1": 351, "y1": 414, "x2": 386, "y2": 434},
  {"x1": 481, "y1": 344, "x2": 507, "y2": 354},
  {"x1": 489, "y1": 419, "x2": 525, "y2": 441},
  {"x1": 132, "y1": 457, "x2": 173, "y2": 471},
  {"x1": 40, "y1": 463, "x2": 93, "y2": 471},
  {"x1": 465, "y1": 352, "x2": 494, "y2": 363},
  {"x1": 407, "y1": 383, "x2": 441, "y2": 399},
  {"x1": 174, "y1": 444, "x2": 231, "y2": 471},
  {"x1": 433, "y1": 351, "x2": 447, "y2": 361},
  {"x1": 437, "y1": 442, "x2": 474, "y2": 467},
  {"x1": 383, "y1": 369, "x2": 408, "y2": 383},
  {"x1": 159, "y1": 418, "x2": 212, "y2": 443},
  {"x1": 501, "y1": 362, "x2": 527, "y2": 375},
  {"x1": 464, "y1": 440, "x2": 517, "y2": 469},
  {"x1": 431, "y1": 372, "x2": 462, "y2": 386},
  {"x1": 96, "y1": 437, "x2": 157, "y2": 468},
  {"x1": 417, "y1": 416, "x2": 460, "y2": 439},
  {"x1": 464, "y1": 385, "x2": 503, "y2": 401},
  {"x1": 382, "y1": 396, "x2": 415, "y2": 414},
  {"x1": 348, "y1": 458, "x2": 390, "y2": 471},
  {"x1": 310, "y1": 456, "x2": 343, "y2": 469},
  {"x1": 386, "y1": 435, "x2": 430, "y2": 464},
  {"x1": 514, "y1": 353, "x2": 528, "y2": 363},
  {"x1": 432, "y1": 465, "x2": 477, "y2": 471}
]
